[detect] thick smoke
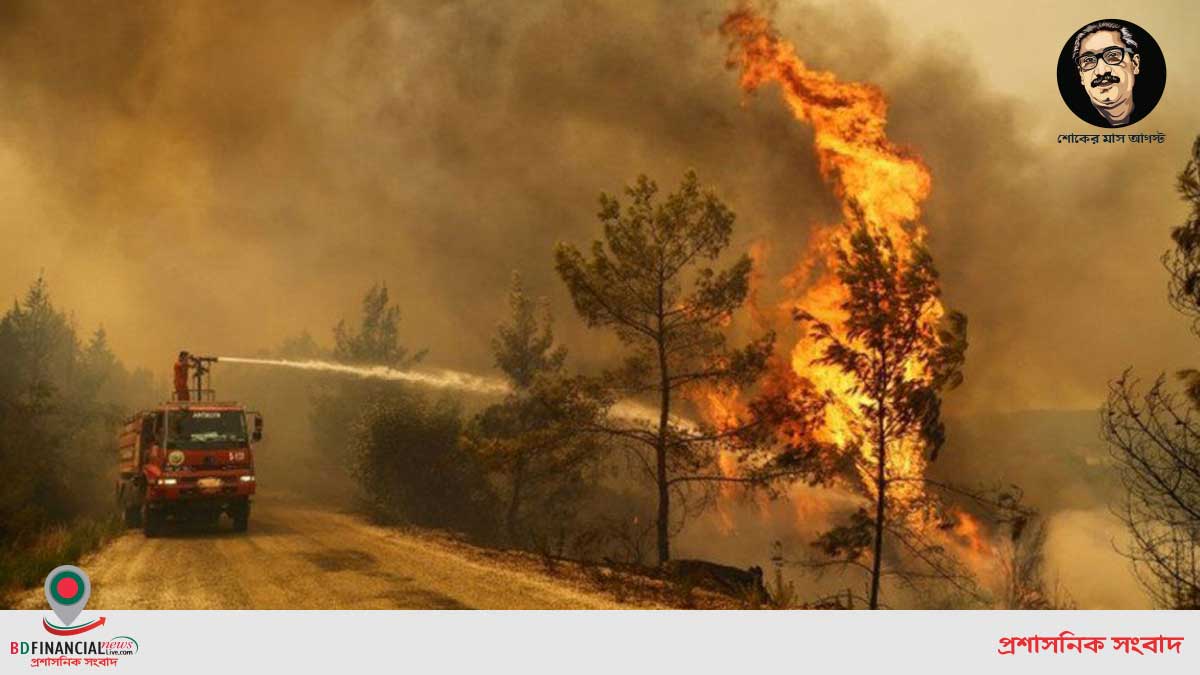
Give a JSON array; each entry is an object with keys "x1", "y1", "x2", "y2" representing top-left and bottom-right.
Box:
[
  {"x1": 1, "y1": 0, "x2": 1195, "y2": 607},
  {"x1": 0, "y1": 0, "x2": 1192, "y2": 408}
]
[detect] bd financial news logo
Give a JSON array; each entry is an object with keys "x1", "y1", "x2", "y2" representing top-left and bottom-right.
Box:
[{"x1": 9, "y1": 565, "x2": 139, "y2": 667}]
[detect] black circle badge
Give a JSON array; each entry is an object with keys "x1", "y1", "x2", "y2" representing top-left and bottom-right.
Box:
[{"x1": 1056, "y1": 19, "x2": 1165, "y2": 128}]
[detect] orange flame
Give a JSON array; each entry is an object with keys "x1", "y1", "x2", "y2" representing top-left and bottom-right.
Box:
[
  {"x1": 950, "y1": 509, "x2": 990, "y2": 556},
  {"x1": 718, "y1": 7, "x2": 944, "y2": 508},
  {"x1": 721, "y1": 8, "x2": 931, "y2": 234},
  {"x1": 701, "y1": 386, "x2": 747, "y2": 533},
  {"x1": 944, "y1": 508, "x2": 997, "y2": 578}
]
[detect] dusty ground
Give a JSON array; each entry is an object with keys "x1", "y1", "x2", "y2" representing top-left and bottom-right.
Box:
[{"x1": 11, "y1": 494, "x2": 660, "y2": 610}]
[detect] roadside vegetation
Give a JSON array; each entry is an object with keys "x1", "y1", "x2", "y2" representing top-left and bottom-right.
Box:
[{"x1": 0, "y1": 277, "x2": 155, "y2": 605}]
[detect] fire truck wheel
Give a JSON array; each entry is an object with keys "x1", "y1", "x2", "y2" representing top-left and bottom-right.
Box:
[
  {"x1": 123, "y1": 504, "x2": 143, "y2": 528},
  {"x1": 231, "y1": 504, "x2": 250, "y2": 533},
  {"x1": 143, "y1": 509, "x2": 165, "y2": 538}
]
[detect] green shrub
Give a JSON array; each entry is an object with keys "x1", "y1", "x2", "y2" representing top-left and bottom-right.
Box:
[{"x1": 351, "y1": 391, "x2": 499, "y2": 541}]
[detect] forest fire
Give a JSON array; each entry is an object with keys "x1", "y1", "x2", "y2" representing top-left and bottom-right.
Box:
[
  {"x1": 3, "y1": 0, "x2": 1192, "y2": 621},
  {"x1": 715, "y1": 7, "x2": 943, "y2": 504}
]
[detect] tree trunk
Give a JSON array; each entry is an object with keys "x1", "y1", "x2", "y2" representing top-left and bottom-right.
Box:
[
  {"x1": 868, "y1": 439, "x2": 886, "y2": 609},
  {"x1": 656, "y1": 438, "x2": 669, "y2": 565},
  {"x1": 655, "y1": 341, "x2": 671, "y2": 565},
  {"x1": 868, "y1": 383, "x2": 887, "y2": 609},
  {"x1": 655, "y1": 278, "x2": 671, "y2": 566},
  {"x1": 506, "y1": 450, "x2": 527, "y2": 546}
]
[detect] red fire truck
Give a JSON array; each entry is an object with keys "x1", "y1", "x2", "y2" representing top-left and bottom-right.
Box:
[{"x1": 116, "y1": 356, "x2": 263, "y2": 536}]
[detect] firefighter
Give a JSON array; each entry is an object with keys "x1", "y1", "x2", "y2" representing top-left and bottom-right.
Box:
[{"x1": 174, "y1": 351, "x2": 191, "y2": 401}]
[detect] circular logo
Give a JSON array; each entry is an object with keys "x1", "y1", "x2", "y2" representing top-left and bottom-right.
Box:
[
  {"x1": 49, "y1": 570, "x2": 84, "y2": 605},
  {"x1": 1056, "y1": 19, "x2": 1165, "y2": 128},
  {"x1": 168, "y1": 450, "x2": 185, "y2": 466}
]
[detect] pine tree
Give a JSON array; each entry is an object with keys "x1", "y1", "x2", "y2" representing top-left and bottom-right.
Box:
[
  {"x1": 332, "y1": 283, "x2": 424, "y2": 367},
  {"x1": 468, "y1": 273, "x2": 599, "y2": 547},
  {"x1": 555, "y1": 170, "x2": 774, "y2": 564},
  {"x1": 313, "y1": 284, "x2": 428, "y2": 503},
  {"x1": 795, "y1": 219, "x2": 967, "y2": 609}
]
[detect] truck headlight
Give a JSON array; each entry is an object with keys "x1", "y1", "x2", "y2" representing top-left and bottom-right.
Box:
[
  {"x1": 239, "y1": 475, "x2": 255, "y2": 482},
  {"x1": 157, "y1": 478, "x2": 178, "y2": 486}
]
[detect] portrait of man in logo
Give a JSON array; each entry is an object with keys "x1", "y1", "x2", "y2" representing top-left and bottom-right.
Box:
[{"x1": 1056, "y1": 19, "x2": 1166, "y2": 128}]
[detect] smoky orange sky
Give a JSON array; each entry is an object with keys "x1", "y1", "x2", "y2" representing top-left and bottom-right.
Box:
[{"x1": 2, "y1": 0, "x2": 1198, "y2": 416}]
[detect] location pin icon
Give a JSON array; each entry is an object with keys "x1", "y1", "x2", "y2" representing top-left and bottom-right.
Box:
[{"x1": 44, "y1": 565, "x2": 91, "y2": 626}]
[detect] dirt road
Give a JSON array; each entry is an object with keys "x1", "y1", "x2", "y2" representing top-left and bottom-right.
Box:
[{"x1": 13, "y1": 495, "x2": 628, "y2": 610}]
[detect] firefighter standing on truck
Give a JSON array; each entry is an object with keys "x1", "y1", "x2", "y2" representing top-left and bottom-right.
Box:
[{"x1": 174, "y1": 350, "x2": 190, "y2": 401}]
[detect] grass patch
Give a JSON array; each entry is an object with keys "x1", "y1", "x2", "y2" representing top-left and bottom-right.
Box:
[{"x1": 0, "y1": 514, "x2": 123, "y2": 608}]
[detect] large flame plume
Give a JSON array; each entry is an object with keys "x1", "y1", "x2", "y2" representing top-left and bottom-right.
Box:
[{"x1": 709, "y1": 6, "x2": 987, "y2": 558}]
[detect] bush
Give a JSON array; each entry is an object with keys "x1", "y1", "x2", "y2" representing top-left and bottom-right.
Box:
[{"x1": 351, "y1": 391, "x2": 498, "y2": 540}]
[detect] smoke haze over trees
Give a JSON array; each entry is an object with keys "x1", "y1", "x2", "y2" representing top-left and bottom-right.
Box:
[{"x1": 2, "y1": 0, "x2": 1195, "y2": 416}]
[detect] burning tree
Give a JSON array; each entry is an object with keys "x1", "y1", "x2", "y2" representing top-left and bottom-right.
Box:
[
  {"x1": 555, "y1": 170, "x2": 775, "y2": 564},
  {"x1": 717, "y1": 7, "x2": 997, "y2": 608},
  {"x1": 794, "y1": 219, "x2": 968, "y2": 609},
  {"x1": 1102, "y1": 135, "x2": 1200, "y2": 609}
]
